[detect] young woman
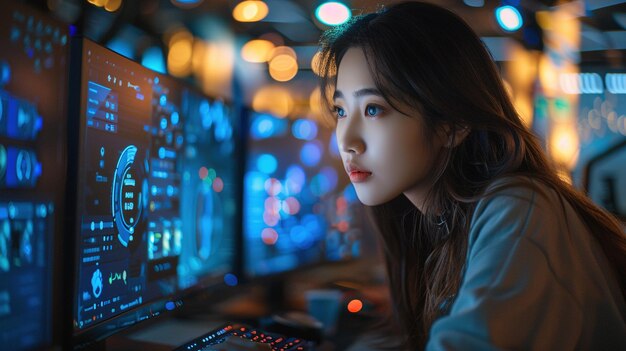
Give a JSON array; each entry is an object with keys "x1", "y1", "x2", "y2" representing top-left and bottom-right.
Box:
[{"x1": 317, "y1": 2, "x2": 626, "y2": 350}]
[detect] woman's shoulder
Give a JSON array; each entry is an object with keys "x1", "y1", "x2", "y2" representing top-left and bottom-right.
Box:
[
  {"x1": 476, "y1": 174, "x2": 559, "y2": 213},
  {"x1": 468, "y1": 174, "x2": 575, "y2": 253}
]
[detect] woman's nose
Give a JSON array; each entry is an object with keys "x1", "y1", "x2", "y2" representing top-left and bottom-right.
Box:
[{"x1": 337, "y1": 116, "x2": 366, "y2": 155}]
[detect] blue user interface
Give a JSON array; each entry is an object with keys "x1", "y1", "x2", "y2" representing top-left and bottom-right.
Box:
[
  {"x1": 74, "y1": 40, "x2": 239, "y2": 333},
  {"x1": 0, "y1": 2, "x2": 69, "y2": 350}
]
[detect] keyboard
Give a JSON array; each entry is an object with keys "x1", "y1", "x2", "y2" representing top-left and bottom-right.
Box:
[{"x1": 176, "y1": 323, "x2": 315, "y2": 351}]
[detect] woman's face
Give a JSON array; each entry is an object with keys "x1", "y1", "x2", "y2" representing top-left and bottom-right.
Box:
[{"x1": 334, "y1": 47, "x2": 444, "y2": 207}]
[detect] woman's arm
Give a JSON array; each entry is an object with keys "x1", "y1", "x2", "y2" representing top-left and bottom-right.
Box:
[{"x1": 426, "y1": 188, "x2": 583, "y2": 350}]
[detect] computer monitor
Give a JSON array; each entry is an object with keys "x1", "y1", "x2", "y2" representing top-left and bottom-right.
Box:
[
  {"x1": 70, "y1": 39, "x2": 240, "y2": 347},
  {"x1": 177, "y1": 88, "x2": 241, "y2": 292},
  {"x1": 243, "y1": 111, "x2": 364, "y2": 278},
  {"x1": 0, "y1": 2, "x2": 69, "y2": 350}
]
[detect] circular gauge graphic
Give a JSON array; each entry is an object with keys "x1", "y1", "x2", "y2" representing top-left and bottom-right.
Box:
[
  {"x1": 112, "y1": 145, "x2": 143, "y2": 247},
  {"x1": 20, "y1": 220, "x2": 33, "y2": 264},
  {"x1": 194, "y1": 182, "x2": 224, "y2": 261},
  {"x1": 0, "y1": 145, "x2": 6, "y2": 181},
  {"x1": 0, "y1": 220, "x2": 10, "y2": 272}
]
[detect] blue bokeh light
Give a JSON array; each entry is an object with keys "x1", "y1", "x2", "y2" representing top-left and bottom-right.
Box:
[
  {"x1": 257, "y1": 154, "x2": 278, "y2": 174},
  {"x1": 212, "y1": 100, "x2": 225, "y2": 125},
  {"x1": 343, "y1": 184, "x2": 358, "y2": 203},
  {"x1": 224, "y1": 273, "x2": 238, "y2": 286},
  {"x1": 292, "y1": 119, "x2": 318, "y2": 141},
  {"x1": 290, "y1": 225, "x2": 313, "y2": 249},
  {"x1": 246, "y1": 171, "x2": 268, "y2": 193},
  {"x1": 250, "y1": 113, "x2": 288, "y2": 140},
  {"x1": 199, "y1": 99, "x2": 212, "y2": 130},
  {"x1": 285, "y1": 165, "x2": 306, "y2": 195},
  {"x1": 320, "y1": 166, "x2": 338, "y2": 193},
  {"x1": 329, "y1": 132, "x2": 340, "y2": 158},
  {"x1": 300, "y1": 141, "x2": 322, "y2": 167},
  {"x1": 171, "y1": 111, "x2": 180, "y2": 125},
  {"x1": 495, "y1": 5, "x2": 523, "y2": 32}
]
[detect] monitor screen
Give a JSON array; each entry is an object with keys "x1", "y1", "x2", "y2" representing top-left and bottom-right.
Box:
[
  {"x1": 72, "y1": 39, "x2": 240, "y2": 343},
  {"x1": 177, "y1": 89, "x2": 240, "y2": 291},
  {"x1": 0, "y1": 2, "x2": 69, "y2": 350},
  {"x1": 244, "y1": 112, "x2": 364, "y2": 277}
]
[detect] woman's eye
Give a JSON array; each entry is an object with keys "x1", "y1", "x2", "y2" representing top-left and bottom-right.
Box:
[
  {"x1": 334, "y1": 106, "x2": 346, "y2": 119},
  {"x1": 365, "y1": 104, "x2": 382, "y2": 117}
]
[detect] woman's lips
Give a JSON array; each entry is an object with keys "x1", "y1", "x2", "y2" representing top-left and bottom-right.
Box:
[{"x1": 349, "y1": 170, "x2": 372, "y2": 183}]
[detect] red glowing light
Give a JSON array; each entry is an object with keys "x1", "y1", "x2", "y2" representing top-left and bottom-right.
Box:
[
  {"x1": 263, "y1": 211, "x2": 280, "y2": 226},
  {"x1": 337, "y1": 220, "x2": 349, "y2": 232},
  {"x1": 261, "y1": 228, "x2": 279, "y2": 245},
  {"x1": 284, "y1": 197, "x2": 301, "y2": 215},
  {"x1": 347, "y1": 299, "x2": 363, "y2": 313},
  {"x1": 199, "y1": 166, "x2": 209, "y2": 180},
  {"x1": 213, "y1": 177, "x2": 224, "y2": 192},
  {"x1": 264, "y1": 196, "x2": 281, "y2": 214},
  {"x1": 336, "y1": 196, "x2": 348, "y2": 215},
  {"x1": 264, "y1": 178, "x2": 282, "y2": 196}
]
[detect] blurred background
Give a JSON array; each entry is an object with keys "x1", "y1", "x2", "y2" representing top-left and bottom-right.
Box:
[{"x1": 39, "y1": 0, "x2": 626, "y2": 192}]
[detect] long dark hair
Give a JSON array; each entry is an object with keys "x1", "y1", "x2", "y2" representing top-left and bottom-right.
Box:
[{"x1": 317, "y1": 2, "x2": 626, "y2": 349}]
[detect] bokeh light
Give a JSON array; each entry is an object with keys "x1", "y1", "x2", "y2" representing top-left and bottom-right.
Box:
[
  {"x1": 300, "y1": 141, "x2": 322, "y2": 167},
  {"x1": 283, "y1": 197, "x2": 301, "y2": 215},
  {"x1": 347, "y1": 299, "x2": 363, "y2": 313},
  {"x1": 250, "y1": 113, "x2": 288, "y2": 139},
  {"x1": 252, "y1": 86, "x2": 294, "y2": 118},
  {"x1": 212, "y1": 177, "x2": 224, "y2": 192},
  {"x1": 315, "y1": 2, "x2": 351, "y2": 26},
  {"x1": 224, "y1": 273, "x2": 239, "y2": 286},
  {"x1": 264, "y1": 178, "x2": 282, "y2": 196},
  {"x1": 261, "y1": 228, "x2": 279, "y2": 245},
  {"x1": 269, "y1": 53, "x2": 298, "y2": 82},
  {"x1": 104, "y1": 0, "x2": 122, "y2": 12},
  {"x1": 292, "y1": 119, "x2": 318, "y2": 140},
  {"x1": 233, "y1": 1, "x2": 269, "y2": 22},
  {"x1": 241, "y1": 39, "x2": 275, "y2": 63},
  {"x1": 285, "y1": 165, "x2": 305, "y2": 194},
  {"x1": 496, "y1": 5, "x2": 523, "y2": 32},
  {"x1": 257, "y1": 154, "x2": 278, "y2": 174},
  {"x1": 199, "y1": 166, "x2": 209, "y2": 180},
  {"x1": 167, "y1": 28, "x2": 193, "y2": 77}
]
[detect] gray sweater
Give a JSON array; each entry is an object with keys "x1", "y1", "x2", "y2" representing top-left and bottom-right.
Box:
[{"x1": 426, "y1": 177, "x2": 626, "y2": 350}]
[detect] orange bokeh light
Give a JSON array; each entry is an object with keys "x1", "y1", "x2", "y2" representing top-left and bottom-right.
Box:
[{"x1": 347, "y1": 299, "x2": 363, "y2": 313}]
